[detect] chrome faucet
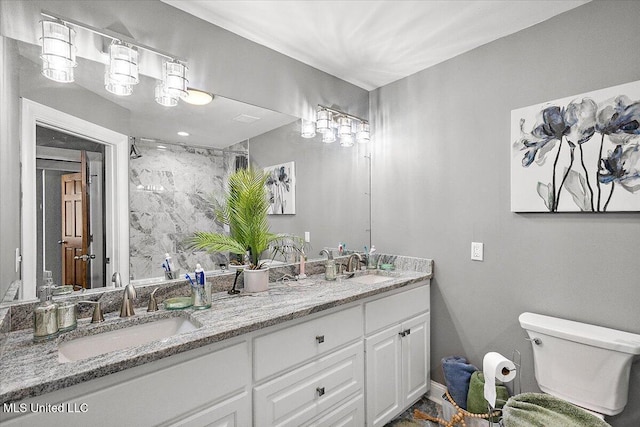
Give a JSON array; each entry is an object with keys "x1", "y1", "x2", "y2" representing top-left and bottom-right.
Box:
[
  {"x1": 319, "y1": 249, "x2": 333, "y2": 260},
  {"x1": 346, "y1": 253, "x2": 363, "y2": 273},
  {"x1": 120, "y1": 282, "x2": 137, "y2": 317},
  {"x1": 111, "y1": 272, "x2": 122, "y2": 288}
]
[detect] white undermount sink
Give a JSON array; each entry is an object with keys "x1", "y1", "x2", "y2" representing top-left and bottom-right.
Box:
[
  {"x1": 348, "y1": 271, "x2": 396, "y2": 285},
  {"x1": 58, "y1": 317, "x2": 199, "y2": 363}
]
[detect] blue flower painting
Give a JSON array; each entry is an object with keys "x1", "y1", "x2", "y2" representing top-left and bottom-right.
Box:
[
  {"x1": 511, "y1": 80, "x2": 640, "y2": 212},
  {"x1": 265, "y1": 161, "x2": 296, "y2": 214}
]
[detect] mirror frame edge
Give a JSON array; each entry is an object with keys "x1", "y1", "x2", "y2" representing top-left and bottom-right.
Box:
[{"x1": 20, "y1": 98, "x2": 129, "y2": 299}]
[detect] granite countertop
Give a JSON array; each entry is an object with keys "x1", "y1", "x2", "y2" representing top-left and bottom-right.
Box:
[{"x1": 0, "y1": 257, "x2": 432, "y2": 404}]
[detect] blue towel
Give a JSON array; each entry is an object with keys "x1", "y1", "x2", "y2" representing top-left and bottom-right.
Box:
[{"x1": 442, "y1": 356, "x2": 478, "y2": 410}]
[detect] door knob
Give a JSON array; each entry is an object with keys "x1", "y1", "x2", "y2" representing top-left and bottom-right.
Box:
[{"x1": 57, "y1": 240, "x2": 67, "y2": 244}]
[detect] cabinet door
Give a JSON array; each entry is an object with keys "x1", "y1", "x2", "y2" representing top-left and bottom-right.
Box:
[
  {"x1": 365, "y1": 324, "x2": 402, "y2": 427},
  {"x1": 401, "y1": 313, "x2": 429, "y2": 405},
  {"x1": 168, "y1": 390, "x2": 250, "y2": 427}
]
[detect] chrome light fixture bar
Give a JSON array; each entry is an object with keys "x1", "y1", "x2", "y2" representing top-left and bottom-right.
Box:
[
  {"x1": 307, "y1": 105, "x2": 370, "y2": 146},
  {"x1": 40, "y1": 10, "x2": 188, "y2": 106}
]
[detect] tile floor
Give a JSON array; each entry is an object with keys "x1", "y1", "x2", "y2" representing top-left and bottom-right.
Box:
[{"x1": 385, "y1": 394, "x2": 443, "y2": 427}]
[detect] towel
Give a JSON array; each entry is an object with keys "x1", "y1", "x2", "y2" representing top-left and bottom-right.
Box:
[
  {"x1": 441, "y1": 356, "x2": 478, "y2": 409},
  {"x1": 466, "y1": 371, "x2": 509, "y2": 420},
  {"x1": 502, "y1": 393, "x2": 612, "y2": 427}
]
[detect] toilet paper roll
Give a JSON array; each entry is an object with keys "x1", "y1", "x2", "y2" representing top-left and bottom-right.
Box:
[{"x1": 483, "y1": 352, "x2": 517, "y2": 408}]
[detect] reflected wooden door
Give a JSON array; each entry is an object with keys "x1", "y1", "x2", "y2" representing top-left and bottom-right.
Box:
[{"x1": 61, "y1": 152, "x2": 90, "y2": 289}]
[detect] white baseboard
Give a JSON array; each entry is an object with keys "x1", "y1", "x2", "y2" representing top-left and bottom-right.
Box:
[{"x1": 427, "y1": 380, "x2": 447, "y2": 406}]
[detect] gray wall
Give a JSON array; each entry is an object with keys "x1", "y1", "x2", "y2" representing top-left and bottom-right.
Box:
[
  {"x1": 249, "y1": 121, "x2": 371, "y2": 256},
  {"x1": 370, "y1": 1, "x2": 640, "y2": 425}
]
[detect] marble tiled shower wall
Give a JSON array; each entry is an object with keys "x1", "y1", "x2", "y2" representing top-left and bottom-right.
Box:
[{"x1": 129, "y1": 139, "x2": 248, "y2": 280}]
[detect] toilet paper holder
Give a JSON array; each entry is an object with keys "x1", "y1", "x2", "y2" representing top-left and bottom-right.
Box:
[{"x1": 484, "y1": 349, "x2": 522, "y2": 426}]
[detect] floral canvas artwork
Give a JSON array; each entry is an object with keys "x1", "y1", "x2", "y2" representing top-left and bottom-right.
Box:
[
  {"x1": 265, "y1": 161, "x2": 295, "y2": 215},
  {"x1": 511, "y1": 80, "x2": 640, "y2": 212}
]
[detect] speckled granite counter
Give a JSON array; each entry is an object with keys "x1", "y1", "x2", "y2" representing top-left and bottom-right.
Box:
[{"x1": 0, "y1": 256, "x2": 432, "y2": 404}]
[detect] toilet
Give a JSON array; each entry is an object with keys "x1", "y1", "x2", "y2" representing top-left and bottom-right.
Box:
[{"x1": 519, "y1": 312, "x2": 640, "y2": 418}]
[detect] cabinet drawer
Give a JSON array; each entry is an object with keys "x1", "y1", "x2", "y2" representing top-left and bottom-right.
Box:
[
  {"x1": 365, "y1": 284, "x2": 429, "y2": 334},
  {"x1": 303, "y1": 393, "x2": 364, "y2": 427},
  {"x1": 254, "y1": 305, "x2": 362, "y2": 381},
  {"x1": 254, "y1": 342, "x2": 364, "y2": 427}
]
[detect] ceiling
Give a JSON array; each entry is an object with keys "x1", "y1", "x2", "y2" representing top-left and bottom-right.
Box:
[{"x1": 163, "y1": 0, "x2": 590, "y2": 91}]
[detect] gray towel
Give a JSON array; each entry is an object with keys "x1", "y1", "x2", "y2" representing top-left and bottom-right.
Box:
[{"x1": 502, "y1": 393, "x2": 611, "y2": 427}]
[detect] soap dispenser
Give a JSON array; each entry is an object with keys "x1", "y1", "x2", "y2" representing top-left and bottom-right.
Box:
[
  {"x1": 33, "y1": 285, "x2": 59, "y2": 342},
  {"x1": 319, "y1": 249, "x2": 337, "y2": 281}
]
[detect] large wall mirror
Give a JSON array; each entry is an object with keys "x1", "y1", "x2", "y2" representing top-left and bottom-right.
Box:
[{"x1": 2, "y1": 34, "x2": 370, "y2": 303}]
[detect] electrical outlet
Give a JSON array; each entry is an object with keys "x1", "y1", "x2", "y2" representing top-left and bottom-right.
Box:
[{"x1": 471, "y1": 242, "x2": 484, "y2": 261}]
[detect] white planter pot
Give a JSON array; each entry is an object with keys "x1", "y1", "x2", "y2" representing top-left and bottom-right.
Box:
[{"x1": 243, "y1": 267, "x2": 269, "y2": 293}]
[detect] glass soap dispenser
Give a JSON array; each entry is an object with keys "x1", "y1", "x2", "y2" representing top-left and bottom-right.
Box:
[
  {"x1": 320, "y1": 249, "x2": 336, "y2": 281},
  {"x1": 33, "y1": 285, "x2": 59, "y2": 342}
]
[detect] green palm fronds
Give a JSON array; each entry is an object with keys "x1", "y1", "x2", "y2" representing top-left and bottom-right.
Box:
[{"x1": 189, "y1": 167, "x2": 285, "y2": 269}]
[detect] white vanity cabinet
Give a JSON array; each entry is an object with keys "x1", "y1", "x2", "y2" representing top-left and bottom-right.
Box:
[
  {"x1": 252, "y1": 306, "x2": 364, "y2": 426},
  {"x1": 2, "y1": 279, "x2": 430, "y2": 427},
  {"x1": 1, "y1": 340, "x2": 252, "y2": 427},
  {"x1": 364, "y1": 285, "x2": 430, "y2": 427}
]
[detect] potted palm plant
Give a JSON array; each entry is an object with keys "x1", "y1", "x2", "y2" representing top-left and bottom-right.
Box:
[{"x1": 190, "y1": 167, "x2": 301, "y2": 292}]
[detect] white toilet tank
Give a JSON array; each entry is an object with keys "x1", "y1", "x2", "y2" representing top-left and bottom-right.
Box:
[{"x1": 519, "y1": 312, "x2": 640, "y2": 416}]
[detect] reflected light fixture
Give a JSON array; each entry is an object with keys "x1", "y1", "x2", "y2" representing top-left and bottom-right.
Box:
[
  {"x1": 155, "y1": 60, "x2": 188, "y2": 107},
  {"x1": 104, "y1": 64, "x2": 133, "y2": 96},
  {"x1": 310, "y1": 105, "x2": 370, "y2": 146},
  {"x1": 301, "y1": 119, "x2": 316, "y2": 138},
  {"x1": 155, "y1": 83, "x2": 178, "y2": 107},
  {"x1": 40, "y1": 19, "x2": 76, "y2": 83},
  {"x1": 177, "y1": 131, "x2": 189, "y2": 137},
  {"x1": 182, "y1": 88, "x2": 213, "y2": 106},
  {"x1": 322, "y1": 127, "x2": 336, "y2": 144}
]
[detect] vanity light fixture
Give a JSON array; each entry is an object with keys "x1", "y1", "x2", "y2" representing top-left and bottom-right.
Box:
[
  {"x1": 42, "y1": 58, "x2": 74, "y2": 83},
  {"x1": 312, "y1": 105, "x2": 370, "y2": 146},
  {"x1": 39, "y1": 19, "x2": 77, "y2": 83},
  {"x1": 182, "y1": 88, "x2": 213, "y2": 106},
  {"x1": 107, "y1": 40, "x2": 139, "y2": 85},
  {"x1": 38, "y1": 10, "x2": 188, "y2": 104},
  {"x1": 301, "y1": 119, "x2": 316, "y2": 138},
  {"x1": 322, "y1": 127, "x2": 337, "y2": 144},
  {"x1": 104, "y1": 64, "x2": 133, "y2": 96},
  {"x1": 316, "y1": 109, "x2": 333, "y2": 134}
]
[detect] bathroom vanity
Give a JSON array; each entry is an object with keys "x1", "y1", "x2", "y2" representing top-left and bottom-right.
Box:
[{"x1": 0, "y1": 257, "x2": 433, "y2": 427}]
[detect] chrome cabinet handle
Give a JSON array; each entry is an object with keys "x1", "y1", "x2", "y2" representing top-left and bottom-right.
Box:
[
  {"x1": 399, "y1": 328, "x2": 411, "y2": 337},
  {"x1": 74, "y1": 254, "x2": 96, "y2": 261},
  {"x1": 316, "y1": 335, "x2": 325, "y2": 344},
  {"x1": 316, "y1": 387, "x2": 325, "y2": 397}
]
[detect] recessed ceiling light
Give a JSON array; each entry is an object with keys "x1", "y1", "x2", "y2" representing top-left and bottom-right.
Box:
[
  {"x1": 177, "y1": 131, "x2": 189, "y2": 137},
  {"x1": 182, "y1": 88, "x2": 214, "y2": 106}
]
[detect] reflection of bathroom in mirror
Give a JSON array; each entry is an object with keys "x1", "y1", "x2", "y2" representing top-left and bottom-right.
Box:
[
  {"x1": 36, "y1": 126, "x2": 106, "y2": 291},
  {"x1": 2, "y1": 17, "x2": 371, "y2": 302}
]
